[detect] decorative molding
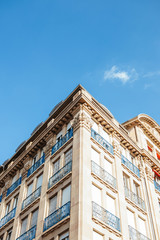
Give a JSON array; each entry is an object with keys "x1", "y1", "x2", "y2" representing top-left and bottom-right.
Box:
[{"x1": 71, "y1": 111, "x2": 92, "y2": 132}]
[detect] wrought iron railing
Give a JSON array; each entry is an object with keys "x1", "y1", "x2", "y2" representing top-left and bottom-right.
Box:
[
  {"x1": 91, "y1": 129, "x2": 114, "y2": 155},
  {"x1": 52, "y1": 128, "x2": 73, "y2": 155},
  {"x1": 6, "y1": 177, "x2": 22, "y2": 196},
  {"x1": 48, "y1": 161, "x2": 72, "y2": 189},
  {"x1": 16, "y1": 225, "x2": 36, "y2": 240},
  {"x1": 154, "y1": 180, "x2": 160, "y2": 192},
  {"x1": 92, "y1": 201, "x2": 121, "y2": 232},
  {"x1": 129, "y1": 225, "x2": 150, "y2": 240},
  {"x1": 0, "y1": 194, "x2": 2, "y2": 203},
  {"x1": 27, "y1": 154, "x2": 45, "y2": 177},
  {"x1": 43, "y1": 201, "x2": 70, "y2": 232},
  {"x1": 0, "y1": 208, "x2": 16, "y2": 228},
  {"x1": 91, "y1": 161, "x2": 117, "y2": 189},
  {"x1": 121, "y1": 155, "x2": 140, "y2": 177},
  {"x1": 22, "y1": 186, "x2": 41, "y2": 210},
  {"x1": 124, "y1": 187, "x2": 145, "y2": 211}
]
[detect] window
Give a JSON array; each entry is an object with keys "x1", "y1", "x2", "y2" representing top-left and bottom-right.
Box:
[
  {"x1": 40, "y1": 149, "x2": 44, "y2": 157},
  {"x1": 5, "y1": 202, "x2": 11, "y2": 215},
  {"x1": 133, "y1": 182, "x2": 140, "y2": 197},
  {"x1": 62, "y1": 185, "x2": 71, "y2": 205},
  {"x1": 21, "y1": 217, "x2": 28, "y2": 235},
  {"x1": 104, "y1": 158, "x2": 112, "y2": 175},
  {"x1": 93, "y1": 231, "x2": 103, "y2": 240},
  {"x1": 13, "y1": 195, "x2": 18, "y2": 209},
  {"x1": 138, "y1": 217, "x2": 146, "y2": 236},
  {"x1": 30, "y1": 209, "x2": 38, "y2": 228},
  {"x1": 91, "y1": 148, "x2": 100, "y2": 165},
  {"x1": 59, "y1": 231, "x2": 69, "y2": 240},
  {"x1": 102, "y1": 129, "x2": 109, "y2": 142},
  {"x1": 65, "y1": 149, "x2": 72, "y2": 165},
  {"x1": 67, "y1": 122, "x2": 71, "y2": 131},
  {"x1": 147, "y1": 140, "x2": 153, "y2": 153},
  {"x1": 106, "y1": 194, "x2": 115, "y2": 215},
  {"x1": 92, "y1": 185, "x2": 101, "y2": 205},
  {"x1": 127, "y1": 209, "x2": 135, "y2": 228},
  {"x1": 49, "y1": 195, "x2": 57, "y2": 215},
  {"x1": 53, "y1": 159, "x2": 60, "y2": 174},
  {"x1": 12, "y1": 175, "x2": 17, "y2": 184},
  {"x1": 6, "y1": 229, "x2": 12, "y2": 240},
  {"x1": 36, "y1": 174, "x2": 43, "y2": 189},
  {"x1": 56, "y1": 130, "x2": 62, "y2": 142},
  {"x1": 92, "y1": 122, "x2": 98, "y2": 132},
  {"x1": 123, "y1": 173, "x2": 130, "y2": 188},
  {"x1": 32, "y1": 155, "x2": 38, "y2": 165},
  {"x1": 27, "y1": 183, "x2": 33, "y2": 197}
]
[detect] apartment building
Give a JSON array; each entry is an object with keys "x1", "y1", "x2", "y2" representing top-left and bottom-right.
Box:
[{"x1": 0, "y1": 84, "x2": 160, "y2": 240}]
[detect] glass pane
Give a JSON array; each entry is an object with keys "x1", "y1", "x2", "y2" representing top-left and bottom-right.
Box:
[
  {"x1": 59, "y1": 231, "x2": 69, "y2": 240},
  {"x1": 49, "y1": 195, "x2": 57, "y2": 215},
  {"x1": 102, "y1": 130, "x2": 109, "y2": 142},
  {"x1": 5, "y1": 202, "x2": 11, "y2": 215},
  {"x1": 127, "y1": 209, "x2": 135, "y2": 228},
  {"x1": 106, "y1": 195, "x2": 115, "y2": 215},
  {"x1": 32, "y1": 155, "x2": 37, "y2": 165},
  {"x1": 104, "y1": 159, "x2": 112, "y2": 175},
  {"x1": 133, "y1": 182, "x2": 140, "y2": 196},
  {"x1": 13, "y1": 195, "x2": 18, "y2": 208},
  {"x1": 36, "y1": 174, "x2": 43, "y2": 189},
  {"x1": 27, "y1": 183, "x2": 33, "y2": 197},
  {"x1": 67, "y1": 122, "x2": 71, "y2": 131},
  {"x1": 93, "y1": 231, "x2": 103, "y2": 240},
  {"x1": 6, "y1": 231, "x2": 12, "y2": 240},
  {"x1": 65, "y1": 149, "x2": 72, "y2": 164},
  {"x1": 123, "y1": 174, "x2": 130, "y2": 188},
  {"x1": 56, "y1": 130, "x2": 62, "y2": 142},
  {"x1": 30, "y1": 209, "x2": 38, "y2": 228},
  {"x1": 12, "y1": 175, "x2": 17, "y2": 184},
  {"x1": 62, "y1": 185, "x2": 71, "y2": 205},
  {"x1": 21, "y1": 218, "x2": 27, "y2": 235},
  {"x1": 53, "y1": 159, "x2": 60, "y2": 174},
  {"x1": 91, "y1": 149, "x2": 100, "y2": 165},
  {"x1": 138, "y1": 217, "x2": 146, "y2": 236},
  {"x1": 92, "y1": 185, "x2": 101, "y2": 205},
  {"x1": 92, "y1": 122, "x2": 98, "y2": 132}
]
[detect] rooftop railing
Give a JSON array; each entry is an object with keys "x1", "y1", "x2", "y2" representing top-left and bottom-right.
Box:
[
  {"x1": 16, "y1": 225, "x2": 36, "y2": 240},
  {"x1": 48, "y1": 161, "x2": 72, "y2": 189},
  {"x1": 154, "y1": 180, "x2": 160, "y2": 192},
  {"x1": 0, "y1": 208, "x2": 16, "y2": 228},
  {"x1": 0, "y1": 194, "x2": 2, "y2": 203},
  {"x1": 91, "y1": 161, "x2": 117, "y2": 189},
  {"x1": 43, "y1": 201, "x2": 70, "y2": 232},
  {"x1": 27, "y1": 154, "x2": 45, "y2": 177},
  {"x1": 121, "y1": 155, "x2": 140, "y2": 178},
  {"x1": 91, "y1": 129, "x2": 114, "y2": 155},
  {"x1": 92, "y1": 201, "x2": 121, "y2": 232},
  {"x1": 22, "y1": 186, "x2": 41, "y2": 210},
  {"x1": 129, "y1": 225, "x2": 150, "y2": 240},
  {"x1": 6, "y1": 177, "x2": 22, "y2": 196},
  {"x1": 124, "y1": 186, "x2": 145, "y2": 211},
  {"x1": 52, "y1": 128, "x2": 73, "y2": 155}
]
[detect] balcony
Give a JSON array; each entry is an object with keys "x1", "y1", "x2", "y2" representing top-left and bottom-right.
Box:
[
  {"x1": 0, "y1": 208, "x2": 16, "y2": 228},
  {"x1": 43, "y1": 201, "x2": 70, "y2": 232},
  {"x1": 48, "y1": 161, "x2": 72, "y2": 189},
  {"x1": 129, "y1": 225, "x2": 150, "y2": 240},
  {"x1": 124, "y1": 187, "x2": 146, "y2": 211},
  {"x1": 27, "y1": 154, "x2": 45, "y2": 177},
  {"x1": 16, "y1": 225, "x2": 36, "y2": 240},
  {"x1": 154, "y1": 180, "x2": 160, "y2": 192},
  {"x1": 22, "y1": 186, "x2": 41, "y2": 210},
  {"x1": 91, "y1": 161, "x2": 117, "y2": 189},
  {"x1": 92, "y1": 201, "x2": 121, "y2": 232},
  {"x1": 0, "y1": 194, "x2": 2, "y2": 203},
  {"x1": 52, "y1": 128, "x2": 73, "y2": 155},
  {"x1": 6, "y1": 177, "x2": 22, "y2": 196},
  {"x1": 91, "y1": 129, "x2": 114, "y2": 155},
  {"x1": 121, "y1": 155, "x2": 140, "y2": 178}
]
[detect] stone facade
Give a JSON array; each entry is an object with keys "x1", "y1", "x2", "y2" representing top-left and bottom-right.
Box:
[{"x1": 0, "y1": 85, "x2": 160, "y2": 240}]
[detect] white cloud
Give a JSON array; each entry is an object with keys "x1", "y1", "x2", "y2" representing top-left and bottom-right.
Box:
[
  {"x1": 143, "y1": 71, "x2": 160, "y2": 78},
  {"x1": 104, "y1": 65, "x2": 138, "y2": 84}
]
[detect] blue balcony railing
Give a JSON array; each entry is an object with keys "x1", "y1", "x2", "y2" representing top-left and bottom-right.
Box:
[
  {"x1": 91, "y1": 129, "x2": 114, "y2": 155},
  {"x1": 27, "y1": 154, "x2": 45, "y2": 177},
  {"x1": 0, "y1": 194, "x2": 2, "y2": 203},
  {"x1": 121, "y1": 155, "x2": 140, "y2": 177},
  {"x1": 0, "y1": 208, "x2": 16, "y2": 228},
  {"x1": 16, "y1": 225, "x2": 36, "y2": 240},
  {"x1": 48, "y1": 161, "x2": 72, "y2": 189},
  {"x1": 92, "y1": 202, "x2": 121, "y2": 232},
  {"x1": 154, "y1": 180, "x2": 160, "y2": 192},
  {"x1": 91, "y1": 161, "x2": 117, "y2": 189},
  {"x1": 51, "y1": 128, "x2": 73, "y2": 155},
  {"x1": 129, "y1": 225, "x2": 150, "y2": 240},
  {"x1": 43, "y1": 201, "x2": 70, "y2": 232},
  {"x1": 22, "y1": 186, "x2": 41, "y2": 210},
  {"x1": 124, "y1": 187, "x2": 146, "y2": 211},
  {"x1": 6, "y1": 177, "x2": 22, "y2": 196}
]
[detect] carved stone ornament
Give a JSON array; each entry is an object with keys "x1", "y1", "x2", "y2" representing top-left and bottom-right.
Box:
[
  {"x1": 112, "y1": 140, "x2": 121, "y2": 156},
  {"x1": 72, "y1": 111, "x2": 92, "y2": 131},
  {"x1": 145, "y1": 165, "x2": 154, "y2": 182},
  {"x1": 44, "y1": 140, "x2": 53, "y2": 157}
]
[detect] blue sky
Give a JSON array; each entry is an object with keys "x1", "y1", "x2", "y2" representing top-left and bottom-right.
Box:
[{"x1": 0, "y1": 0, "x2": 160, "y2": 163}]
